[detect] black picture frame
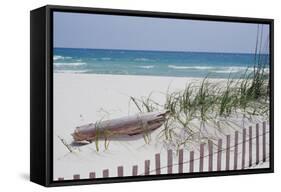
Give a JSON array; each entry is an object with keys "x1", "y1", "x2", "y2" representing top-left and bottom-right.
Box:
[{"x1": 30, "y1": 5, "x2": 274, "y2": 187}]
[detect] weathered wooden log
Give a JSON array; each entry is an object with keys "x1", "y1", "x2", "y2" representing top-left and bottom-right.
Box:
[{"x1": 72, "y1": 111, "x2": 169, "y2": 142}]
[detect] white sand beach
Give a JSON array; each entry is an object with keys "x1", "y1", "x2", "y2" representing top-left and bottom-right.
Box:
[{"x1": 53, "y1": 73, "x2": 270, "y2": 180}]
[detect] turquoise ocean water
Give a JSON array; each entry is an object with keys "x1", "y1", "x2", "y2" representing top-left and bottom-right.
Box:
[{"x1": 53, "y1": 48, "x2": 269, "y2": 79}]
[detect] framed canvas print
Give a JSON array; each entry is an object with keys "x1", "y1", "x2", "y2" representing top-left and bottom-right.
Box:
[{"x1": 30, "y1": 5, "x2": 274, "y2": 187}]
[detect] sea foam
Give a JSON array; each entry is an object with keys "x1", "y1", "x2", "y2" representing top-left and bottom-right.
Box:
[
  {"x1": 168, "y1": 65, "x2": 213, "y2": 70},
  {"x1": 54, "y1": 62, "x2": 86, "y2": 66},
  {"x1": 138, "y1": 65, "x2": 155, "y2": 69},
  {"x1": 53, "y1": 55, "x2": 72, "y2": 60}
]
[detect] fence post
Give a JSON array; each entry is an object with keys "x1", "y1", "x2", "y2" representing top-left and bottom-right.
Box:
[
  {"x1": 234, "y1": 131, "x2": 238, "y2": 170},
  {"x1": 208, "y1": 140, "x2": 213, "y2": 172},
  {"x1": 262, "y1": 121, "x2": 266, "y2": 162},
  {"x1": 226, "y1": 135, "x2": 230, "y2": 171},
  {"x1": 249, "y1": 126, "x2": 252, "y2": 167},
  {"x1": 103, "y1": 169, "x2": 109, "y2": 178},
  {"x1": 217, "y1": 139, "x2": 222, "y2": 171},
  {"x1": 73, "y1": 174, "x2": 80, "y2": 180},
  {"x1": 118, "y1": 166, "x2": 124, "y2": 177},
  {"x1": 256, "y1": 123, "x2": 260, "y2": 165},
  {"x1": 89, "y1": 172, "x2": 96, "y2": 179},
  {"x1": 167, "y1": 149, "x2": 173, "y2": 174},
  {"x1": 189, "y1": 151, "x2": 194, "y2": 173},
  {"x1": 132, "y1": 165, "x2": 138, "y2": 176},
  {"x1": 199, "y1": 143, "x2": 205, "y2": 172},
  {"x1": 242, "y1": 128, "x2": 246, "y2": 169},
  {"x1": 145, "y1": 160, "x2": 150, "y2": 175},
  {"x1": 155, "y1": 153, "x2": 161, "y2": 175},
  {"x1": 178, "y1": 149, "x2": 183, "y2": 173}
]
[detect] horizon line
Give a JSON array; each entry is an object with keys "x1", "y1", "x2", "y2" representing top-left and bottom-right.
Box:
[{"x1": 53, "y1": 47, "x2": 269, "y2": 55}]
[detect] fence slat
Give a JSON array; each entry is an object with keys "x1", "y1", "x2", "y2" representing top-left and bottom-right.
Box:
[
  {"x1": 117, "y1": 166, "x2": 124, "y2": 177},
  {"x1": 167, "y1": 149, "x2": 173, "y2": 174},
  {"x1": 155, "y1": 153, "x2": 161, "y2": 175},
  {"x1": 226, "y1": 135, "x2": 230, "y2": 171},
  {"x1": 249, "y1": 126, "x2": 252, "y2": 167},
  {"x1": 217, "y1": 139, "x2": 222, "y2": 171},
  {"x1": 60, "y1": 123, "x2": 267, "y2": 179},
  {"x1": 73, "y1": 174, "x2": 80, "y2": 180},
  {"x1": 262, "y1": 121, "x2": 266, "y2": 162},
  {"x1": 189, "y1": 151, "x2": 194, "y2": 173},
  {"x1": 103, "y1": 169, "x2": 109, "y2": 178},
  {"x1": 256, "y1": 123, "x2": 260, "y2": 165},
  {"x1": 242, "y1": 128, "x2": 246, "y2": 169},
  {"x1": 145, "y1": 160, "x2": 150, "y2": 175},
  {"x1": 132, "y1": 165, "x2": 138, "y2": 176},
  {"x1": 89, "y1": 172, "x2": 96, "y2": 179},
  {"x1": 234, "y1": 131, "x2": 238, "y2": 170},
  {"x1": 208, "y1": 140, "x2": 213, "y2": 172},
  {"x1": 178, "y1": 149, "x2": 183, "y2": 173},
  {"x1": 199, "y1": 143, "x2": 205, "y2": 172}
]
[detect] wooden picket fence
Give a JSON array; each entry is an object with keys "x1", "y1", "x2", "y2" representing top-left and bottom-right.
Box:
[{"x1": 57, "y1": 121, "x2": 269, "y2": 181}]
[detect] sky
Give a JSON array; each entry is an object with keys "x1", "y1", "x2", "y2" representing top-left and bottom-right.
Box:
[{"x1": 53, "y1": 12, "x2": 270, "y2": 54}]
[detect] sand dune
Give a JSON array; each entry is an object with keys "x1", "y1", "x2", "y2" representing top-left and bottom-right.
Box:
[{"x1": 53, "y1": 73, "x2": 270, "y2": 180}]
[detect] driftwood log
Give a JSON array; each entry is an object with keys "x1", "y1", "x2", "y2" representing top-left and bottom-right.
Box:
[{"x1": 72, "y1": 111, "x2": 169, "y2": 142}]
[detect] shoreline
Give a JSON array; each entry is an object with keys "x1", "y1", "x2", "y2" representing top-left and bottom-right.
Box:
[{"x1": 53, "y1": 72, "x2": 232, "y2": 82}]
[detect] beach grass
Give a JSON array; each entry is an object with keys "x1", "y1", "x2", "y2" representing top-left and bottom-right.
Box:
[{"x1": 130, "y1": 62, "x2": 269, "y2": 150}]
